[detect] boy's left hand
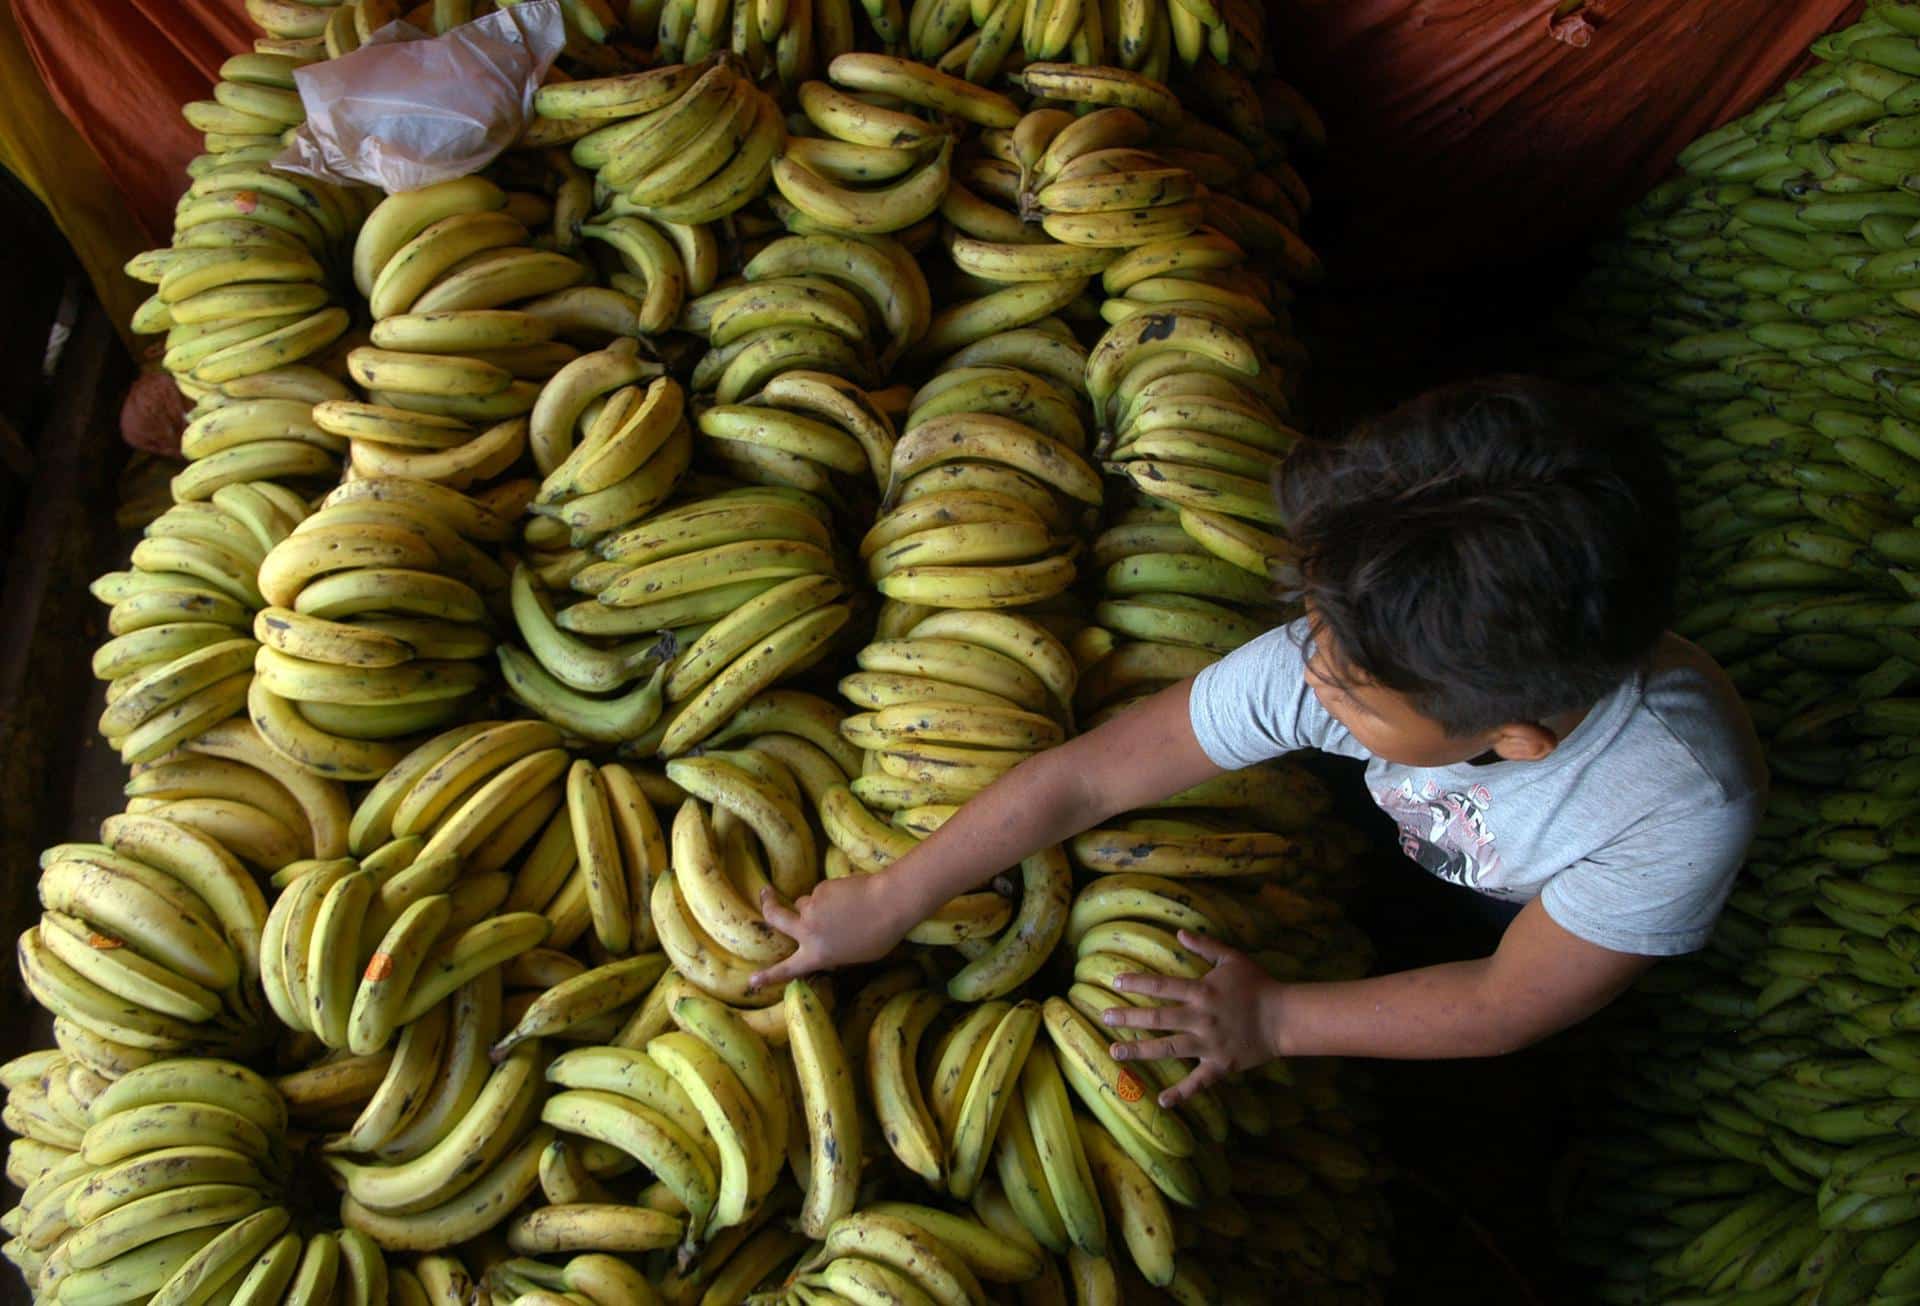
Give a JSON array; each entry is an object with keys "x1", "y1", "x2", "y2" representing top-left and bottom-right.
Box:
[{"x1": 1103, "y1": 930, "x2": 1282, "y2": 1108}]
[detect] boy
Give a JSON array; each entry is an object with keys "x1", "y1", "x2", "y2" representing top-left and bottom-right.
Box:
[{"x1": 751, "y1": 377, "x2": 1766, "y2": 1108}]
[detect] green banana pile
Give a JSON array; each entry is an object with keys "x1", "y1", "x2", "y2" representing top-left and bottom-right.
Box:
[
  {"x1": 1539, "y1": 2, "x2": 1920, "y2": 1302},
  {"x1": 4, "y1": 0, "x2": 1408, "y2": 1300}
]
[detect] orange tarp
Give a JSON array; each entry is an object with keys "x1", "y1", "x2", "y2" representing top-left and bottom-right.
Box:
[{"x1": 10, "y1": 0, "x2": 251, "y2": 245}]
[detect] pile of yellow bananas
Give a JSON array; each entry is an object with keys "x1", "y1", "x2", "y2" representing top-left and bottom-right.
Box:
[{"x1": 11, "y1": 0, "x2": 1399, "y2": 1301}]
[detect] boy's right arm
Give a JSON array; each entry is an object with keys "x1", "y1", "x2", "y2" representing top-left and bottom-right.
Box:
[{"x1": 750, "y1": 676, "x2": 1225, "y2": 989}]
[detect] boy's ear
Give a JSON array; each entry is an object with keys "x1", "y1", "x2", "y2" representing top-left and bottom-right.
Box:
[{"x1": 1488, "y1": 722, "x2": 1559, "y2": 763}]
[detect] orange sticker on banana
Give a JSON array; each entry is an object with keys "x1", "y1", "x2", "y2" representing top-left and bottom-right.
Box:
[
  {"x1": 88, "y1": 934, "x2": 124, "y2": 951},
  {"x1": 364, "y1": 953, "x2": 395, "y2": 982},
  {"x1": 1114, "y1": 1068, "x2": 1146, "y2": 1103}
]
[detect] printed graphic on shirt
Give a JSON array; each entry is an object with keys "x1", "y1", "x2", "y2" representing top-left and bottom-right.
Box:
[{"x1": 1375, "y1": 778, "x2": 1505, "y2": 891}]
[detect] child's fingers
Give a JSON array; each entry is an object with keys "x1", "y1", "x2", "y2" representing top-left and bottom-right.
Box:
[
  {"x1": 1109, "y1": 1034, "x2": 1196, "y2": 1063},
  {"x1": 749, "y1": 952, "x2": 809, "y2": 992},
  {"x1": 1099, "y1": 1002, "x2": 1186, "y2": 1031},
  {"x1": 1159, "y1": 1061, "x2": 1222, "y2": 1109},
  {"x1": 760, "y1": 887, "x2": 804, "y2": 936},
  {"x1": 1109, "y1": 971, "x2": 1195, "y2": 1002},
  {"x1": 1176, "y1": 929, "x2": 1234, "y2": 965}
]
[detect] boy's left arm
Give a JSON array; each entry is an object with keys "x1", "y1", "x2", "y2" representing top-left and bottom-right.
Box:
[{"x1": 1103, "y1": 902, "x2": 1654, "y2": 1106}]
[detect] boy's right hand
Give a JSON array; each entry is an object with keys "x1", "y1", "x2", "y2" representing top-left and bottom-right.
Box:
[{"x1": 749, "y1": 876, "x2": 918, "y2": 991}]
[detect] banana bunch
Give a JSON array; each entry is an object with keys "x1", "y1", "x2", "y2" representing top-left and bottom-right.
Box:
[
  {"x1": 324, "y1": 0, "x2": 628, "y2": 55},
  {"x1": 840, "y1": 653, "x2": 1063, "y2": 797},
  {"x1": 1086, "y1": 511, "x2": 1271, "y2": 651},
  {"x1": 686, "y1": 368, "x2": 898, "y2": 502},
  {"x1": 901, "y1": 0, "x2": 1261, "y2": 84},
  {"x1": 1086, "y1": 301, "x2": 1285, "y2": 449},
  {"x1": 687, "y1": 275, "x2": 883, "y2": 416},
  {"x1": 331, "y1": 1044, "x2": 559, "y2": 1252},
  {"x1": 293, "y1": 969, "x2": 504, "y2": 1161},
  {"x1": 860, "y1": 987, "x2": 1040, "y2": 1200},
  {"x1": 91, "y1": 485, "x2": 296, "y2": 662},
  {"x1": 127, "y1": 240, "x2": 352, "y2": 407},
  {"x1": 182, "y1": 46, "x2": 311, "y2": 156},
  {"x1": 506, "y1": 562, "x2": 675, "y2": 745},
  {"x1": 1097, "y1": 231, "x2": 1289, "y2": 335},
  {"x1": 897, "y1": 0, "x2": 1067, "y2": 84},
  {"x1": 559, "y1": 756, "x2": 666, "y2": 953},
  {"x1": 562, "y1": 61, "x2": 785, "y2": 228},
  {"x1": 0, "y1": 1053, "x2": 88, "y2": 1289},
  {"x1": 641, "y1": 0, "x2": 853, "y2": 90},
  {"x1": 537, "y1": 985, "x2": 800, "y2": 1250},
  {"x1": 1090, "y1": 241, "x2": 1313, "y2": 556},
  {"x1": 259, "y1": 837, "x2": 551, "y2": 1054},
  {"x1": 534, "y1": 61, "x2": 714, "y2": 135},
  {"x1": 169, "y1": 368, "x2": 353, "y2": 502},
  {"x1": 921, "y1": 322, "x2": 1091, "y2": 449},
  {"x1": 853, "y1": 362, "x2": 1090, "y2": 604},
  {"x1": 1104, "y1": 344, "x2": 1306, "y2": 577},
  {"x1": 916, "y1": 248, "x2": 1096, "y2": 364},
  {"x1": 883, "y1": 359, "x2": 1095, "y2": 528},
  {"x1": 648, "y1": 763, "x2": 819, "y2": 1002},
  {"x1": 1015, "y1": 126, "x2": 1201, "y2": 259},
  {"x1": 321, "y1": 0, "x2": 411, "y2": 60},
  {"x1": 1002, "y1": 78, "x2": 1319, "y2": 285},
  {"x1": 1069, "y1": 811, "x2": 1350, "y2": 886},
  {"x1": 780, "y1": 1203, "x2": 1006, "y2": 1303},
  {"x1": 575, "y1": 215, "x2": 701, "y2": 338},
  {"x1": 139, "y1": 120, "x2": 368, "y2": 402},
  {"x1": 523, "y1": 340, "x2": 680, "y2": 548},
  {"x1": 936, "y1": 151, "x2": 1036, "y2": 274},
  {"x1": 486, "y1": 1248, "x2": 673, "y2": 1306},
  {"x1": 512, "y1": 756, "x2": 668, "y2": 951},
  {"x1": 92, "y1": 493, "x2": 299, "y2": 767},
  {"x1": 353, "y1": 184, "x2": 590, "y2": 427},
  {"x1": 246, "y1": 488, "x2": 510, "y2": 780},
  {"x1": 838, "y1": 609, "x2": 1076, "y2": 778},
  {"x1": 773, "y1": 67, "x2": 975, "y2": 238},
  {"x1": 1073, "y1": 497, "x2": 1284, "y2": 727},
  {"x1": 135, "y1": 724, "x2": 343, "y2": 878},
  {"x1": 497, "y1": 951, "x2": 672, "y2": 1053},
  {"x1": 861, "y1": 411, "x2": 1096, "y2": 611},
  {"x1": 354, "y1": 207, "x2": 584, "y2": 420},
  {"x1": 739, "y1": 232, "x2": 933, "y2": 371},
  {"x1": 342, "y1": 257, "x2": 600, "y2": 488},
  {"x1": 235, "y1": 0, "x2": 332, "y2": 66},
  {"x1": 346, "y1": 717, "x2": 587, "y2": 890},
  {"x1": 10, "y1": 1057, "x2": 314, "y2": 1306},
  {"x1": 535, "y1": 489, "x2": 850, "y2": 756},
  {"x1": 25, "y1": 814, "x2": 272, "y2": 1069},
  {"x1": 819, "y1": 612, "x2": 1078, "y2": 991}
]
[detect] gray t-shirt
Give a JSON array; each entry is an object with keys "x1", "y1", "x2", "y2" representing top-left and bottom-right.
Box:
[{"x1": 1188, "y1": 621, "x2": 1766, "y2": 956}]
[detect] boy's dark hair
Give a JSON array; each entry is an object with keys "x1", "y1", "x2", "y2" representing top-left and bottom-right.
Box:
[{"x1": 1274, "y1": 376, "x2": 1679, "y2": 737}]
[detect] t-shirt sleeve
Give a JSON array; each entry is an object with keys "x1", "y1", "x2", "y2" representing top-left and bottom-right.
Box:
[
  {"x1": 1538, "y1": 791, "x2": 1764, "y2": 956},
  {"x1": 1186, "y1": 620, "x2": 1364, "y2": 769}
]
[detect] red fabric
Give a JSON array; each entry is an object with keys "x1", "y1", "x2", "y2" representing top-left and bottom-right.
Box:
[
  {"x1": 1271, "y1": 0, "x2": 1868, "y2": 285},
  {"x1": 9, "y1": 0, "x2": 253, "y2": 245}
]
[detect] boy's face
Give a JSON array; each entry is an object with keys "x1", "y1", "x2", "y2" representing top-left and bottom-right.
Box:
[{"x1": 1302, "y1": 618, "x2": 1560, "y2": 768}]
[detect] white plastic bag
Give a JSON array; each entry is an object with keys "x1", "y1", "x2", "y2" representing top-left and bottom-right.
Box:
[{"x1": 276, "y1": 1, "x2": 567, "y2": 193}]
